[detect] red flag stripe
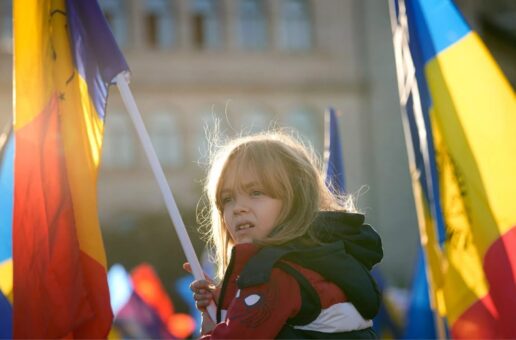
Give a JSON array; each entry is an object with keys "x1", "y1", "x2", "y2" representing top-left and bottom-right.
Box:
[{"x1": 452, "y1": 226, "x2": 516, "y2": 338}]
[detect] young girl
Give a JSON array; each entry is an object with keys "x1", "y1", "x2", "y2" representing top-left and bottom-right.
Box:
[{"x1": 186, "y1": 131, "x2": 383, "y2": 339}]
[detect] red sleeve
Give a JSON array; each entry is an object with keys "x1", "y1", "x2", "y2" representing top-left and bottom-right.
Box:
[{"x1": 200, "y1": 268, "x2": 301, "y2": 339}]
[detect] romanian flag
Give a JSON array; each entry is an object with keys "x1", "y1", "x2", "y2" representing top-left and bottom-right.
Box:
[
  {"x1": 13, "y1": 0, "x2": 128, "y2": 337},
  {"x1": 396, "y1": 0, "x2": 516, "y2": 337}
]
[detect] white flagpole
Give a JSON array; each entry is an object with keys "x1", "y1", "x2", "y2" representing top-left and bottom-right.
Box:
[{"x1": 115, "y1": 72, "x2": 217, "y2": 321}]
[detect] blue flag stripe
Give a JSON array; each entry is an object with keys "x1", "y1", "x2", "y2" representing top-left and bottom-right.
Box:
[
  {"x1": 0, "y1": 131, "x2": 13, "y2": 263},
  {"x1": 66, "y1": 0, "x2": 129, "y2": 120}
]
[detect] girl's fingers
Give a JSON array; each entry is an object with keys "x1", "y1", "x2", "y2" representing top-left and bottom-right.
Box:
[
  {"x1": 195, "y1": 300, "x2": 212, "y2": 309},
  {"x1": 189, "y1": 279, "x2": 215, "y2": 293},
  {"x1": 183, "y1": 262, "x2": 214, "y2": 284},
  {"x1": 196, "y1": 299, "x2": 211, "y2": 308},
  {"x1": 193, "y1": 292, "x2": 212, "y2": 300},
  {"x1": 184, "y1": 266, "x2": 220, "y2": 311},
  {"x1": 182, "y1": 262, "x2": 192, "y2": 274},
  {"x1": 192, "y1": 287, "x2": 213, "y2": 309}
]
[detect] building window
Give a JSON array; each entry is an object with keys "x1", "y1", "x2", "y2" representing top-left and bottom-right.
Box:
[
  {"x1": 283, "y1": 107, "x2": 322, "y2": 153},
  {"x1": 237, "y1": 0, "x2": 267, "y2": 50},
  {"x1": 102, "y1": 112, "x2": 135, "y2": 169},
  {"x1": 148, "y1": 111, "x2": 182, "y2": 167},
  {"x1": 99, "y1": 0, "x2": 128, "y2": 48},
  {"x1": 191, "y1": 0, "x2": 223, "y2": 49},
  {"x1": 279, "y1": 0, "x2": 312, "y2": 51},
  {"x1": 0, "y1": 0, "x2": 12, "y2": 53},
  {"x1": 144, "y1": 0, "x2": 176, "y2": 49}
]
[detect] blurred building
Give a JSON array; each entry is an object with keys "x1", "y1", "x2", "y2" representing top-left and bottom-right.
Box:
[{"x1": 0, "y1": 0, "x2": 514, "y2": 294}]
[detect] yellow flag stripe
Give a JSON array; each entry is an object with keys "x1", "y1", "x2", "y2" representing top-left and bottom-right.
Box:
[
  {"x1": 13, "y1": 0, "x2": 53, "y2": 129},
  {"x1": 425, "y1": 31, "x2": 516, "y2": 324},
  {"x1": 0, "y1": 259, "x2": 13, "y2": 303},
  {"x1": 426, "y1": 32, "x2": 516, "y2": 256}
]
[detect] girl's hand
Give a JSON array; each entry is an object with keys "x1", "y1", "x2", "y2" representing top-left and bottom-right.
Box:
[{"x1": 183, "y1": 262, "x2": 220, "y2": 312}]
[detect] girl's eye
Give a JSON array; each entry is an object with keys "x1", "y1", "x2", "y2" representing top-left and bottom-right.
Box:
[
  {"x1": 221, "y1": 196, "x2": 233, "y2": 205},
  {"x1": 250, "y1": 190, "x2": 263, "y2": 197}
]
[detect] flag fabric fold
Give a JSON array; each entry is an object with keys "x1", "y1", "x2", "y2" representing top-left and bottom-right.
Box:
[
  {"x1": 13, "y1": 0, "x2": 128, "y2": 337},
  {"x1": 395, "y1": 0, "x2": 516, "y2": 337}
]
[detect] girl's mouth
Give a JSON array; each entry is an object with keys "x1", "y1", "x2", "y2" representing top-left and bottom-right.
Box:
[{"x1": 237, "y1": 223, "x2": 254, "y2": 231}]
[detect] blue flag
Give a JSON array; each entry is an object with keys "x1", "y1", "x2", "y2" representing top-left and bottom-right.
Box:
[
  {"x1": 403, "y1": 248, "x2": 436, "y2": 338},
  {"x1": 0, "y1": 291, "x2": 12, "y2": 339},
  {"x1": 0, "y1": 127, "x2": 13, "y2": 340},
  {"x1": 324, "y1": 108, "x2": 346, "y2": 193},
  {"x1": 322, "y1": 108, "x2": 403, "y2": 337}
]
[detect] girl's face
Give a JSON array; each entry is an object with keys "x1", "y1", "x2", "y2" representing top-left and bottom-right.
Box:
[{"x1": 219, "y1": 162, "x2": 283, "y2": 244}]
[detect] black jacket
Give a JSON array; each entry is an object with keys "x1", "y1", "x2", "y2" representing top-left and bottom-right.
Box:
[{"x1": 236, "y1": 211, "x2": 383, "y2": 338}]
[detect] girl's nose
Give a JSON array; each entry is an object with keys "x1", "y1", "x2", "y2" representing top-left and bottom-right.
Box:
[{"x1": 233, "y1": 197, "x2": 249, "y2": 214}]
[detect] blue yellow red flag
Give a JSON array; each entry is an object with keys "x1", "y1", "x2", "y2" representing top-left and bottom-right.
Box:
[
  {"x1": 393, "y1": 0, "x2": 516, "y2": 337},
  {"x1": 13, "y1": 0, "x2": 128, "y2": 337}
]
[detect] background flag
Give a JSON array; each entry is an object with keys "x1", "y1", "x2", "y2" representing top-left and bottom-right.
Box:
[
  {"x1": 108, "y1": 263, "x2": 195, "y2": 339},
  {"x1": 402, "y1": 249, "x2": 437, "y2": 338},
  {"x1": 393, "y1": 0, "x2": 516, "y2": 337},
  {"x1": 0, "y1": 291, "x2": 12, "y2": 339},
  {"x1": 322, "y1": 108, "x2": 401, "y2": 337},
  {"x1": 108, "y1": 264, "x2": 174, "y2": 339},
  {"x1": 323, "y1": 107, "x2": 346, "y2": 194},
  {"x1": 0, "y1": 126, "x2": 13, "y2": 339},
  {"x1": 13, "y1": 0, "x2": 129, "y2": 337},
  {"x1": 131, "y1": 264, "x2": 195, "y2": 338}
]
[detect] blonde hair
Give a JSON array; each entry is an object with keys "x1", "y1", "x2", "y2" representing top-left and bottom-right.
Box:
[{"x1": 199, "y1": 130, "x2": 355, "y2": 280}]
